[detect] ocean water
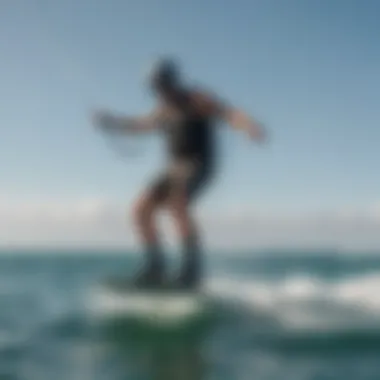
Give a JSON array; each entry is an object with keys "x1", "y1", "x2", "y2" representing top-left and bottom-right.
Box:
[{"x1": 0, "y1": 250, "x2": 380, "y2": 380}]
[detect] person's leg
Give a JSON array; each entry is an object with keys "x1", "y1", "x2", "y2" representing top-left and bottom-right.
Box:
[
  {"x1": 166, "y1": 162, "x2": 210, "y2": 288},
  {"x1": 168, "y1": 189, "x2": 202, "y2": 288},
  {"x1": 131, "y1": 175, "x2": 171, "y2": 286}
]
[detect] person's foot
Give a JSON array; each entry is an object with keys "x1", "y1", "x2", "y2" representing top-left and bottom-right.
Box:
[
  {"x1": 131, "y1": 262, "x2": 166, "y2": 289},
  {"x1": 105, "y1": 267, "x2": 165, "y2": 292},
  {"x1": 174, "y1": 265, "x2": 202, "y2": 290}
]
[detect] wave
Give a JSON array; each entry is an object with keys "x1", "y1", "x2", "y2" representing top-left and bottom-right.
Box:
[
  {"x1": 206, "y1": 271, "x2": 380, "y2": 351},
  {"x1": 2, "y1": 266, "x2": 380, "y2": 356}
]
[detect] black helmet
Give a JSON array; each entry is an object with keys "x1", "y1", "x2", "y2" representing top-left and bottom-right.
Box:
[{"x1": 147, "y1": 57, "x2": 179, "y2": 90}]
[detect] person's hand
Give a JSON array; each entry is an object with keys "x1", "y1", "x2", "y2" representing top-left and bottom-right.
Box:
[
  {"x1": 91, "y1": 109, "x2": 118, "y2": 131},
  {"x1": 249, "y1": 122, "x2": 268, "y2": 144}
]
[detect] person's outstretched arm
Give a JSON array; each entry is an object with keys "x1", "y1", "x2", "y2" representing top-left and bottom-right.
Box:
[
  {"x1": 92, "y1": 107, "x2": 165, "y2": 135},
  {"x1": 222, "y1": 106, "x2": 266, "y2": 142},
  {"x1": 193, "y1": 91, "x2": 267, "y2": 143}
]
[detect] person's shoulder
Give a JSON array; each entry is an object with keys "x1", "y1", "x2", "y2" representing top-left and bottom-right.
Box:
[
  {"x1": 188, "y1": 85, "x2": 227, "y2": 115},
  {"x1": 188, "y1": 85, "x2": 214, "y2": 100},
  {"x1": 188, "y1": 86, "x2": 218, "y2": 109}
]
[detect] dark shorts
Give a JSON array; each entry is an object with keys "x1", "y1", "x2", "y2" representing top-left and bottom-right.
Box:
[{"x1": 149, "y1": 159, "x2": 212, "y2": 204}]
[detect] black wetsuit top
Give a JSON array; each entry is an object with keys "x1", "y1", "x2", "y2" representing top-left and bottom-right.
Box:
[
  {"x1": 151, "y1": 89, "x2": 215, "y2": 202},
  {"x1": 164, "y1": 90, "x2": 215, "y2": 169}
]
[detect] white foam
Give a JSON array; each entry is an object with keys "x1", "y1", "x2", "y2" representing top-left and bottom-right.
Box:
[
  {"x1": 205, "y1": 271, "x2": 380, "y2": 332},
  {"x1": 333, "y1": 273, "x2": 380, "y2": 311}
]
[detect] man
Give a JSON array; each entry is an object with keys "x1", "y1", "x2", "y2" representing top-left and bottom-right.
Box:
[{"x1": 93, "y1": 58, "x2": 266, "y2": 290}]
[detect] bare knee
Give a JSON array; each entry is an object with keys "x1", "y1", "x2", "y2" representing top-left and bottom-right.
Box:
[
  {"x1": 168, "y1": 196, "x2": 194, "y2": 237},
  {"x1": 132, "y1": 195, "x2": 156, "y2": 228}
]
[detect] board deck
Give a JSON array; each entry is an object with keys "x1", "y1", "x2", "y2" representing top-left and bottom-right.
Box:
[{"x1": 87, "y1": 277, "x2": 213, "y2": 325}]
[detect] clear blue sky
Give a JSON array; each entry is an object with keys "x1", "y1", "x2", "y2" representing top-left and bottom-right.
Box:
[{"x1": 1, "y1": 0, "x2": 379, "y2": 213}]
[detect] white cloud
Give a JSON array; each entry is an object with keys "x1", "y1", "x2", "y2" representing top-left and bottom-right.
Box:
[{"x1": 0, "y1": 195, "x2": 380, "y2": 252}]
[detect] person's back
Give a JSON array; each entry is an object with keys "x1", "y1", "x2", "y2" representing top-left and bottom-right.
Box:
[
  {"x1": 160, "y1": 86, "x2": 217, "y2": 180},
  {"x1": 164, "y1": 89, "x2": 213, "y2": 159}
]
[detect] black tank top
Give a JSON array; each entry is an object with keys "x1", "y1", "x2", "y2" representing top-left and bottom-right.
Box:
[{"x1": 164, "y1": 91, "x2": 214, "y2": 166}]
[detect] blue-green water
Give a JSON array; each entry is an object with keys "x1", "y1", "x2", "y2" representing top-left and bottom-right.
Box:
[{"x1": 1, "y1": 250, "x2": 380, "y2": 380}]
